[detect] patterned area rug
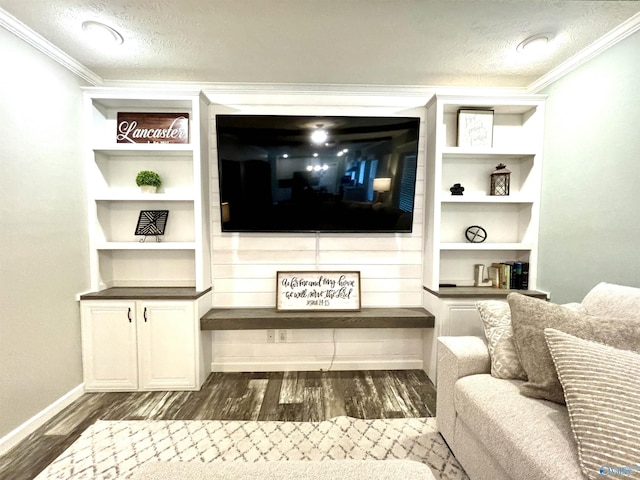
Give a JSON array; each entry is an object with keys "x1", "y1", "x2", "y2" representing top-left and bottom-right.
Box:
[{"x1": 35, "y1": 416, "x2": 468, "y2": 480}]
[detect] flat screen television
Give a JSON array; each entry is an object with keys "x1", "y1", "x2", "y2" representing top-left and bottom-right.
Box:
[{"x1": 215, "y1": 114, "x2": 420, "y2": 233}]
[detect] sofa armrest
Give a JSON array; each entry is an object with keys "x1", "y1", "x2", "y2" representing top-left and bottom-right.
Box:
[{"x1": 436, "y1": 336, "x2": 490, "y2": 446}]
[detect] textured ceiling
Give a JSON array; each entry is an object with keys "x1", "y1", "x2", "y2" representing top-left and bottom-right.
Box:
[{"x1": 1, "y1": 0, "x2": 640, "y2": 88}]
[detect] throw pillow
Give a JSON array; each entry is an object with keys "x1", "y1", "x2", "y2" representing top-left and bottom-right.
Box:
[
  {"x1": 476, "y1": 300, "x2": 527, "y2": 380},
  {"x1": 544, "y1": 328, "x2": 640, "y2": 480},
  {"x1": 507, "y1": 293, "x2": 640, "y2": 404}
]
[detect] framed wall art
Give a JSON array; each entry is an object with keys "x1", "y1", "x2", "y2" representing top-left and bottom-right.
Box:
[
  {"x1": 276, "y1": 271, "x2": 361, "y2": 311},
  {"x1": 457, "y1": 109, "x2": 494, "y2": 147}
]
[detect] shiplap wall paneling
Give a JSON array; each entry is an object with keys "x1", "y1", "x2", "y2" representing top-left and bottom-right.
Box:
[{"x1": 211, "y1": 328, "x2": 424, "y2": 372}]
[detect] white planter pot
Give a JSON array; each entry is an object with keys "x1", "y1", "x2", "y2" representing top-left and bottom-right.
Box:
[{"x1": 140, "y1": 185, "x2": 157, "y2": 194}]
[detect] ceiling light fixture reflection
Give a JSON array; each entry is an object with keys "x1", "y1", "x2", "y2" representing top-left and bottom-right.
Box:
[
  {"x1": 311, "y1": 125, "x2": 328, "y2": 145},
  {"x1": 82, "y1": 20, "x2": 124, "y2": 46},
  {"x1": 517, "y1": 33, "x2": 553, "y2": 53}
]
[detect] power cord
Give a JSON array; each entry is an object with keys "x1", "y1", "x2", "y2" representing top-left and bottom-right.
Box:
[{"x1": 327, "y1": 328, "x2": 337, "y2": 371}]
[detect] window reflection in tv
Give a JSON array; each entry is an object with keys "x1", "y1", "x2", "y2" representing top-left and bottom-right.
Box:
[{"x1": 215, "y1": 115, "x2": 420, "y2": 233}]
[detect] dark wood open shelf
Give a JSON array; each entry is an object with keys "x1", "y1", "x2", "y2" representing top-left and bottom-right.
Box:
[
  {"x1": 200, "y1": 307, "x2": 435, "y2": 330},
  {"x1": 423, "y1": 286, "x2": 548, "y2": 299}
]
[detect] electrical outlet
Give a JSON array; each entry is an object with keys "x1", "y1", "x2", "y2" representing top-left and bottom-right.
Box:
[
  {"x1": 277, "y1": 329, "x2": 287, "y2": 343},
  {"x1": 267, "y1": 329, "x2": 275, "y2": 343}
]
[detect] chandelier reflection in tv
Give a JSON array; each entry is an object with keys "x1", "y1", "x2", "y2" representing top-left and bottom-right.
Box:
[{"x1": 215, "y1": 115, "x2": 420, "y2": 233}]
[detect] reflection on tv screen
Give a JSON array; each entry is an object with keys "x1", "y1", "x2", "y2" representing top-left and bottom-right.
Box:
[{"x1": 216, "y1": 115, "x2": 420, "y2": 233}]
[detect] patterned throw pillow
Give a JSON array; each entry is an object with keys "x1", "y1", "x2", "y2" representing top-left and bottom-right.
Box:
[
  {"x1": 544, "y1": 328, "x2": 640, "y2": 480},
  {"x1": 476, "y1": 300, "x2": 527, "y2": 380}
]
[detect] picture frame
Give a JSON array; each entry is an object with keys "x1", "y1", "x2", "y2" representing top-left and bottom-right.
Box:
[
  {"x1": 276, "y1": 271, "x2": 361, "y2": 311},
  {"x1": 457, "y1": 109, "x2": 494, "y2": 147},
  {"x1": 135, "y1": 210, "x2": 169, "y2": 238}
]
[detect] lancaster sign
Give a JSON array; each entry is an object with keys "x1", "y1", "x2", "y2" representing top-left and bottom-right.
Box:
[{"x1": 116, "y1": 112, "x2": 189, "y2": 144}]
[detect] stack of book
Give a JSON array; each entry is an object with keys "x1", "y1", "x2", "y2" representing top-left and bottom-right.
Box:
[{"x1": 488, "y1": 262, "x2": 529, "y2": 290}]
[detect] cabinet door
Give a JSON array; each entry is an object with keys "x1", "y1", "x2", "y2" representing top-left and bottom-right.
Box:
[
  {"x1": 81, "y1": 301, "x2": 138, "y2": 391},
  {"x1": 136, "y1": 301, "x2": 197, "y2": 390},
  {"x1": 447, "y1": 303, "x2": 485, "y2": 337}
]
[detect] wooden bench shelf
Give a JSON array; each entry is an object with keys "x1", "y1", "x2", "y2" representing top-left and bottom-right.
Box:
[{"x1": 200, "y1": 307, "x2": 435, "y2": 330}]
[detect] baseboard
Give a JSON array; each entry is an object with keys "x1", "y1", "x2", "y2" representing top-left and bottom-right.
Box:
[
  {"x1": 211, "y1": 359, "x2": 423, "y2": 372},
  {"x1": 0, "y1": 383, "x2": 85, "y2": 456}
]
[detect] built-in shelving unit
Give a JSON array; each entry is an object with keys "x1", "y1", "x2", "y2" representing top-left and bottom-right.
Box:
[
  {"x1": 423, "y1": 94, "x2": 546, "y2": 293},
  {"x1": 422, "y1": 94, "x2": 547, "y2": 383},
  {"x1": 80, "y1": 88, "x2": 213, "y2": 392},
  {"x1": 83, "y1": 89, "x2": 211, "y2": 292}
]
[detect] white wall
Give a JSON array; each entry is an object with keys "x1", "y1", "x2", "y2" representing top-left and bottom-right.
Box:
[
  {"x1": 538, "y1": 30, "x2": 640, "y2": 304},
  {"x1": 0, "y1": 27, "x2": 89, "y2": 438},
  {"x1": 206, "y1": 97, "x2": 428, "y2": 370}
]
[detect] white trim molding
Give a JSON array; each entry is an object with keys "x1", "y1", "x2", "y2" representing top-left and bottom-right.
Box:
[
  {"x1": 211, "y1": 359, "x2": 424, "y2": 373},
  {"x1": 528, "y1": 12, "x2": 640, "y2": 93},
  {"x1": 0, "y1": 384, "x2": 85, "y2": 456},
  {"x1": 0, "y1": 7, "x2": 103, "y2": 86}
]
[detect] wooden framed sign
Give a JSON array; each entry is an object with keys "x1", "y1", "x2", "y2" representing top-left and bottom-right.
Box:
[
  {"x1": 116, "y1": 112, "x2": 189, "y2": 144},
  {"x1": 276, "y1": 271, "x2": 361, "y2": 311}
]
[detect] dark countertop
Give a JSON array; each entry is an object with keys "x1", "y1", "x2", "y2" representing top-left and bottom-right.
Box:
[
  {"x1": 424, "y1": 286, "x2": 548, "y2": 299},
  {"x1": 80, "y1": 286, "x2": 212, "y2": 300}
]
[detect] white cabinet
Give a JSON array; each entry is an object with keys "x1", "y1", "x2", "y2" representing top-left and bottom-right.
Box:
[
  {"x1": 83, "y1": 88, "x2": 211, "y2": 291},
  {"x1": 446, "y1": 303, "x2": 484, "y2": 337},
  {"x1": 81, "y1": 293, "x2": 211, "y2": 391},
  {"x1": 80, "y1": 301, "x2": 138, "y2": 390},
  {"x1": 136, "y1": 301, "x2": 196, "y2": 390}
]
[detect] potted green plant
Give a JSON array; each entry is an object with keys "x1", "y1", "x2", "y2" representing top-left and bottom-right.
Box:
[{"x1": 136, "y1": 170, "x2": 162, "y2": 193}]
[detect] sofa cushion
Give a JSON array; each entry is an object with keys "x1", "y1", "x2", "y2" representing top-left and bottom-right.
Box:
[
  {"x1": 453, "y1": 374, "x2": 583, "y2": 480},
  {"x1": 507, "y1": 293, "x2": 640, "y2": 404},
  {"x1": 128, "y1": 460, "x2": 437, "y2": 480},
  {"x1": 476, "y1": 300, "x2": 527, "y2": 380},
  {"x1": 580, "y1": 282, "x2": 640, "y2": 319},
  {"x1": 131, "y1": 460, "x2": 435, "y2": 480},
  {"x1": 545, "y1": 328, "x2": 640, "y2": 480}
]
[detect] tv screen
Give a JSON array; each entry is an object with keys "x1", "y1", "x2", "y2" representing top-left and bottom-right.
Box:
[{"x1": 215, "y1": 114, "x2": 420, "y2": 233}]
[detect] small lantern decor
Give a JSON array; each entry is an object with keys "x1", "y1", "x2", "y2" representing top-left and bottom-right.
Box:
[{"x1": 490, "y1": 163, "x2": 511, "y2": 196}]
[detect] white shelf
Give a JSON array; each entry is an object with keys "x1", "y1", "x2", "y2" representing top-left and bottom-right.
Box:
[
  {"x1": 97, "y1": 242, "x2": 197, "y2": 250},
  {"x1": 93, "y1": 192, "x2": 195, "y2": 201},
  {"x1": 439, "y1": 242, "x2": 533, "y2": 251},
  {"x1": 441, "y1": 195, "x2": 534, "y2": 204},
  {"x1": 93, "y1": 144, "x2": 194, "y2": 155},
  {"x1": 442, "y1": 147, "x2": 537, "y2": 158}
]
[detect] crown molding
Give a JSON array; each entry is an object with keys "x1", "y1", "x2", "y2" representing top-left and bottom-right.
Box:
[
  {"x1": 528, "y1": 12, "x2": 640, "y2": 93},
  {"x1": 0, "y1": 7, "x2": 103, "y2": 86}
]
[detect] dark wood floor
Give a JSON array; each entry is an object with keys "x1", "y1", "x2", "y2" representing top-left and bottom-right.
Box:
[{"x1": 0, "y1": 370, "x2": 436, "y2": 480}]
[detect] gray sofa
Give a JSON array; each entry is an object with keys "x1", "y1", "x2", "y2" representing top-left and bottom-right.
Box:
[{"x1": 436, "y1": 283, "x2": 640, "y2": 480}]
